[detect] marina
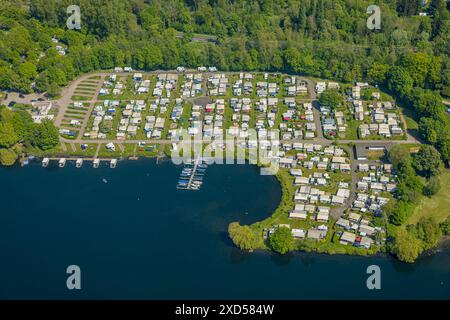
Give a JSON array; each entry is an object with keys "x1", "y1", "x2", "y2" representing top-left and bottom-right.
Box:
[{"x1": 177, "y1": 157, "x2": 207, "y2": 191}]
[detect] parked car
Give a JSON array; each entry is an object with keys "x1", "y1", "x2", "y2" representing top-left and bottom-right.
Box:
[{"x1": 8, "y1": 101, "x2": 16, "y2": 107}]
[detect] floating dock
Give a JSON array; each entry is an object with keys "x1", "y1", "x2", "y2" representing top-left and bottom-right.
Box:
[
  {"x1": 42, "y1": 158, "x2": 49, "y2": 167},
  {"x1": 58, "y1": 158, "x2": 66, "y2": 168},
  {"x1": 38, "y1": 157, "x2": 120, "y2": 168},
  {"x1": 177, "y1": 156, "x2": 207, "y2": 190}
]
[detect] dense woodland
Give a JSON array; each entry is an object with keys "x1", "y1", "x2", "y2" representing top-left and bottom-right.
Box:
[{"x1": 0, "y1": 0, "x2": 449, "y2": 262}]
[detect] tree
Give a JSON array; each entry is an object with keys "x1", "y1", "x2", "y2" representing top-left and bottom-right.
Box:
[
  {"x1": 387, "y1": 66, "x2": 414, "y2": 97},
  {"x1": 423, "y1": 176, "x2": 441, "y2": 196},
  {"x1": 396, "y1": 171, "x2": 424, "y2": 204},
  {"x1": 413, "y1": 145, "x2": 442, "y2": 177},
  {"x1": 0, "y1": 148, "x2": 17, "y2": 166},
  {"x1": 388, "y1": 200, "x2": 413, "y2": 225},
  {"x1": 30, "y1": 120, "x2": 59, "y2": 150},
  {"x1": 440, "y1": 216, "x2": 450, "y2": 236},
  {"x1": 0, "y1": 122, "x2": 18, "y2": 148},
  {"x1": 399, "y1": 53, "x2": 432, "y2": 88},
  {"x1": 144, "y1": 45, "x2": 163, "y2": 70},
  {"x1": 12, "y1": 110, "x2": 34, "y2": 141},
  {"x1": 46, "y1": 82, "x2": 61, "y2": 98},
  {"x1": 397, "y1": 0, "x2": 420, "y2": 16},
  {"x1": 391, "y1": 228, "x2": 422, "y2": 263},
  {"x1": 368, "y1": 63, "x2": 389, "y2": 84},
  {"x1": 269, "y1": 226, "x2": 294, "y2": 254},
  {"x1": 391, "y1": 29, "x2": 410, "y2": 46},
  {"x1": 410, "y1": 89, "x2": 445, "y2": 118},
  {"x1": 18, "y1": 62, "x2": 37, "y2": 80},
  {"x1": 409, "y1": 217, "x2": 442, "y2": 250},
  {"x1": 284, "y1": 47, "x2": 302, "y2": 73},
  {"x1": 228, "y1": 222, "x2": 259, "y2": 250},
  {"x1": 418, "y1": 117, "x2": 443, "y2": 145},
  {"x1": 430, "y1": 0, "x2": 449, "y2": 38},
  {"x1": 388, "y1": 145, "x2": 412, "y2": 171},
  {"x1": 319, "y1": 89, "x2": 341, "y2": 110}
]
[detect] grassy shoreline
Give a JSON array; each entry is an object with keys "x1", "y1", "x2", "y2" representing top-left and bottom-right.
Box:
[{"x1": 245, "y1": 168, "x2": 382, "y2": 256}]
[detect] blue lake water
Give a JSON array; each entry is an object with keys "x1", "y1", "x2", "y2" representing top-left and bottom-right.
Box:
[{"x1": 0, "y1": 159, "x2": 449, "y2": 299}]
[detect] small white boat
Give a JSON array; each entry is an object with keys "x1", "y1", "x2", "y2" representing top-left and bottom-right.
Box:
[
  {"x1": 76, "y1": 158, "x2": 83, "y2": 168},
  {"x1": 110, "y1": 159, "x2": 117, "y2": 169},
  {"x1": 42, "y1": 158, "x2": 49, "y2": 168},
  {"x1": 93, "y1": 159, "x2": 100, "y2": 168},
  {"x1": 58, "y1": 158, "x2": 66, "y2": 168}
]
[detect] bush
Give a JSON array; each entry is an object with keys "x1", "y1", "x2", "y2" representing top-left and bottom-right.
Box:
[
  {"x1": 423, "y1": 176, "x2": 441, "y2": 196},
  {"x1": 387, "y1": 200, "x2": 413, "y2": 225},
  {"x1": 440, "y1": 216, "x2": 450, "y2": 235}
]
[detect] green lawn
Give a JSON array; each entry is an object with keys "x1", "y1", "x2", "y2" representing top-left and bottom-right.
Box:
[
  {"x1": 367, "y1": 149, "x2": 385, "y2": 160},
  {"x1": 407, "y1": 170, "x2": 450, "y2": 224},
  {"x1": 400, "y1": 106, "x2": 419, "y2": 130},
  {"x1": 71, "y1": 95, "x2": 92, "y2": 101}
]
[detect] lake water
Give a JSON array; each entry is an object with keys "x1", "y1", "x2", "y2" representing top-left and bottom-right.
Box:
[{"x1": 0, "y1": 159, "x2": 449, "y2": 299}]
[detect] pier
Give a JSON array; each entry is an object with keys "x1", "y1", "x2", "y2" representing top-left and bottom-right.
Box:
[{"x1": 177, "y1": 156, "x2": 207, "y2": 191}]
